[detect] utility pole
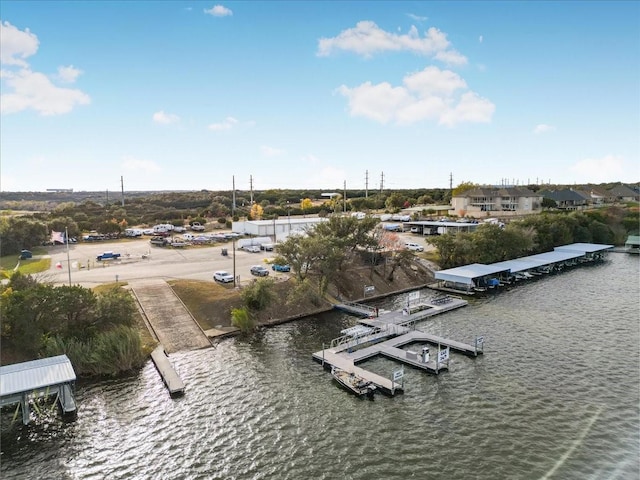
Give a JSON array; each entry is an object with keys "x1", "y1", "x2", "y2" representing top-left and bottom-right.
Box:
[
  {"x1": 380, "y1": 171, "x2": 384, "y2": 193},
  {"x1": 120, "y1": 176, "x2": 125, "y2": 206},
  {"x1": 343, "y1": 180, "x2": 347, "y2": 213},
  {"x1": 232, "y1": 175, "x2": 236, "y2": 217},
  {"x1": 365, "y1": 170, "x2": 369, "y2": 198},
  {"x1": 249, "y1": 175, "x2": 253, "y2": 205},
  {"x1": 106, "y1": 189, "x2": 109, "y2": 204}
]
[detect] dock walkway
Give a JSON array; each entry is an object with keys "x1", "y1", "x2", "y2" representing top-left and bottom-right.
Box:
[
  {"x1": 150, "y1": 345, "x2": 185, "y2": 396},
  {"x1": 313, "y1": 294, "x2": 482, "y2": 393},
  {"x1": 312, "y1": 349, "x2": 403, "y2": 395}
]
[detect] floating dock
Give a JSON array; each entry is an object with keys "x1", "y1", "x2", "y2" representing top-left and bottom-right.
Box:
[
  {"x1": 150, "y1": 345, "x2": 185, "y2": 396},
  {"x1": 314, "y1": 294, "x2": 483, "y2": 395}
]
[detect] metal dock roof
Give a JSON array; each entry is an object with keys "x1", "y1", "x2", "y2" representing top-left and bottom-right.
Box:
[
  {"x1": 435, "y1": 243, "x2": 613, "y2": 283},
  {"x1": 0, "y1": 355, "x2": 76, "y2": 398},
  {"x1": 554, "y1": 243, "x2": 614, "y2": 253},
  {"x1": 435, "y1": 263, "x2": 510, "y2": 285}
]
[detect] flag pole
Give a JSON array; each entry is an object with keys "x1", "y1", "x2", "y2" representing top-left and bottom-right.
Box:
[{"x1": 65, "y1": 227, "x2": 72, "y2": 286}]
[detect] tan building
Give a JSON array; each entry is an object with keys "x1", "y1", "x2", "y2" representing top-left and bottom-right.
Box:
[{"x1": 451, "y1": 187, "x2": 543, "y2": 217}]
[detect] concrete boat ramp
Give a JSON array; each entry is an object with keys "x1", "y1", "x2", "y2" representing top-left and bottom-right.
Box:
[
  {"x1": 313, "y1": 294, "x2": 484, "y2": 395},
  {"x1": 130, "y1": 279, "x2": 211, "y2": 396}
]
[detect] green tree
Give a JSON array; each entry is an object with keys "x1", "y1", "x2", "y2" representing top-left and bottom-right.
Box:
[
  {"x1": 241, "y1": 278, "x2": 275, "y2": 311},
  {"x1": 452, "y1": 182, "x2": 478, "y2": 196}
]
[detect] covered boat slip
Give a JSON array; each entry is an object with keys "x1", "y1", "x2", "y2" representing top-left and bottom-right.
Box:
[
  {"x1": 433, "y1": 242, "x2": 613, "y2": 293},
  {"x1": 0, "y1": 355, "x2": 77, "y2": 425}
]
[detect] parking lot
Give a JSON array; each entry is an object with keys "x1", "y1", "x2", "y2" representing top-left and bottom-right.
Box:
[
  {"x1": 43, "y1": 237, "x2": 285, "y2": 288},
  {"x1": 40, "y1": 229, "x2": 435, "y2": 288}
]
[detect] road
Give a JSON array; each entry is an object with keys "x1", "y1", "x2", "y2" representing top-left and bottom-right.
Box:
[{"x1": 44, "y1": 237, "x2": 281, "y2": 288}]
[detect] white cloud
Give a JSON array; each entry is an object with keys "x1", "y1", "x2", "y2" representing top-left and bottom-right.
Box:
[
  {"x1": 0, "y1": 23, "x2": 89, "y2": 116},
  {"x1": 261, "y1": 145, "x2": 285, "y2": 157},
  {"x1": 569, "y1": 154, "x2": 625, "y2": 183},
  {"x1": 204, "y1": 5, "x2": 233, "y2": 17},
  {"x1": 56, "y1": 65, "x2": 83, "y2": 83},
  {"x1": 208, "y1": 116, "x2": 238, "y2": 131},
  {"x1": 121, "y1": 156, "x2": 162, "y2": 173},
  {"x1": 479, "y1": 35, "x2": 483, "y2": 43},
  {"x1": 153, "y1": 110, "x2": 180, "y2": 124},
  {"x1": 407, "y1": 14, "x2": 428, "y2": 22},
  {"x1": 533, "y1": 124, "x2": 555, "y2": 134},
  {"x1": 0, "y1": 21, "x2": 39, "y2": 67},
  {"x1": 1, "y1": 68, "x2": 90, "y2": 115},
  {"x1": 317, "y1": 21, "x2": 467, "y2": 66},
  {"x1": 337, "y1": 66, "x2": 494, "y2": 126}
]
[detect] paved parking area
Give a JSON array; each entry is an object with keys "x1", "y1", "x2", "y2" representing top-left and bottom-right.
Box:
[{"x1": 43, "y1": 237, "x2": 283, "y2": 288}]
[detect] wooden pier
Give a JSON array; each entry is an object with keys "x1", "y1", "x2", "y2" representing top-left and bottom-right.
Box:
[{"x1": 150, "y1": 345, "x2": 185, "y2": 396}]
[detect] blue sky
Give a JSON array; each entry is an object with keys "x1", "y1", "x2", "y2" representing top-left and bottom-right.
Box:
[{"x1": 1, "y1": 1, "x2": 638, "y2": 192}]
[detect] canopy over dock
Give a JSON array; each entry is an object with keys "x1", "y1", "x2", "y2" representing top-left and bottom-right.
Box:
[{"x1": 0, "y1": 355, "x2": 77, "y2": 425}]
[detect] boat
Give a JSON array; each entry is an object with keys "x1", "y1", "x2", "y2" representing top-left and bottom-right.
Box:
[{"x1": 331, "y1": 367, "x2": 376, "y2": 399}]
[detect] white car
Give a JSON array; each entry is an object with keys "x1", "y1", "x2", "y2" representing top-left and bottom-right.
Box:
[
  {"x1": 213, "y1": 271, "x2": 234, "y2": 283},
  {"x1": 405, "y1": 242, "x2": 424, "y2": 252},
  {"x1": 244, "y1": 245, "x2": 260, "y2": 253}
]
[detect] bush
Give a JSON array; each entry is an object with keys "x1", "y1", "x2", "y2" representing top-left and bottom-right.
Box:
[{"x1": 231, "y1": 307, "x2": 254, "y2": 333}]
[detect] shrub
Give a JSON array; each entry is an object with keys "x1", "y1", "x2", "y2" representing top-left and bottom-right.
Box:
[{"x1": 231, "y1": 307, "x2": 254, "y2": 333}]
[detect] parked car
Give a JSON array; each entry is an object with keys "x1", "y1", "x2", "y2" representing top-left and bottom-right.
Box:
[
  {"x1": 271, "y1": 264, "x2": 291, "y2": 272},
  {"x1": 250, "y1": 265, "x2": 270, "y2": 277},
  {"x1": 244, "y1": 245, "x2": 260, "y2": 253},
  {"x1": 405, "y1": 242, "x2": 424, "y2": 252},
  {"x1": 213, "y1": 271, "x2": 234, "y2": 283},
  {"x1": 19, "y1": 250, "x2": 33, "y2": 260}
]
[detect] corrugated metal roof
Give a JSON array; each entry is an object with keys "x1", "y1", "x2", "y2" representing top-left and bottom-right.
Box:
[
  {"x1": 435, "y1": 263, "x2": 510, "y2": 285},
  {"x1": 490, "y1": 258, "x2": 547, "y2": 272},
  {"x1": 0, "y1": 355, "x2": 76, "y2": 397},
  {"x1": 554, "y1": 243, "x2": 614, "y2": 253}
]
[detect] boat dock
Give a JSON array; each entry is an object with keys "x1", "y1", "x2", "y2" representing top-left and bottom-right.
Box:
[
  {"x1": 314, "y1": 349, "x2": 404, "y2": 395},
  {"x1": 150, "y1": 345, "x2": 185, "y2": 396},
  {"x1": 313, "y1": 294, "x2": 483, "y2": 394},
  {"x1": 0, "y1": 355, "x2": 77, "y2": 425}
]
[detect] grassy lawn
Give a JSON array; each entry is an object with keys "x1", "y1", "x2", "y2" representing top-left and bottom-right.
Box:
[
  {"x1": 0, "y1": 254, "x2": 51, "y2": 277},
  {"x1": 169, "y1": 279, "x2": 242, "y2": 330}
]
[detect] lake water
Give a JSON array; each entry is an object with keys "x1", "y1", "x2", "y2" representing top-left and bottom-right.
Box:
[{"x1": 1, "y1": 253, "x2": 639, "y2": 480}]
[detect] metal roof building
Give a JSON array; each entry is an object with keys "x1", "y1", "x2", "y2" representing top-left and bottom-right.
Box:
[
  {"x1": 434, "y1": 263, "x2": 510, "y2": 286},
  {"x1": 0, "y1": 355, "x2": 77, "y2": 424},
  {"x1": 434, "y1": 243, "x2": 613, "y2": 293}
]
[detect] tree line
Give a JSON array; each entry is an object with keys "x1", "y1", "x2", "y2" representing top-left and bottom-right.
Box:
[
  {"x1": 428, "y1": 207, "x2": 636, "y2": 269},
  {"x1": 1, "y1": 273, "x2": 147, "y2": 374}
]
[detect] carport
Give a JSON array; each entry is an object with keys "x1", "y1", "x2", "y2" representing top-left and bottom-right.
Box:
[{"x1": 434, "y1": 263, "x2": 510, "y2": 292}]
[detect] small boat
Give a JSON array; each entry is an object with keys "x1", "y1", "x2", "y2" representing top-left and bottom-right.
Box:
[{"x1": 331, "y1": 367, "x2": 376, "y2": 399}]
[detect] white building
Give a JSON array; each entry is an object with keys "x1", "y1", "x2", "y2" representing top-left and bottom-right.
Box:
[{"x1": 232, "y1": 217, "x2": 328, "y2": 242}]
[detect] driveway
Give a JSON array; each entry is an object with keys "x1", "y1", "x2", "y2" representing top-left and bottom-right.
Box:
[{"x1": 43, "y1": 237, "x2": 281, "y2": 288}]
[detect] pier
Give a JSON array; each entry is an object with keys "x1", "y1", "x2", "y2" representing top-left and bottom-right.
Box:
[
  {"x1": 0, "y1": 355, "x2": 77, "y2": 425},
  {"x1": 313, "y1": 294, "x2": 483, "y2": 394},
  {"x1": 151, "y1": 345, "x2": 185, "y2": 396}
]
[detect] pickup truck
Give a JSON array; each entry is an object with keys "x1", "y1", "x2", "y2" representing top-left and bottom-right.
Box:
[
  {"x1": 190, "y1": 222, "x2": 205, "y2": 231},
  {"x1": 96, "y1": 251, "x2": 121, "y2": 261}
]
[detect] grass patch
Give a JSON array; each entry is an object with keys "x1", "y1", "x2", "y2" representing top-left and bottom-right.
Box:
[
  {"x1": 169, "y1": 279, "x2": 242, "y2": 330},
  {"x1": 0, "y1": 256, "x2": 51, "y2": 276}
]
